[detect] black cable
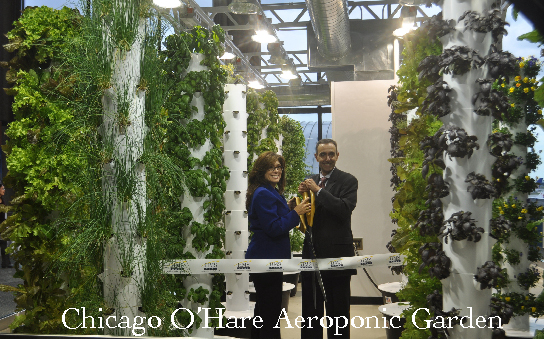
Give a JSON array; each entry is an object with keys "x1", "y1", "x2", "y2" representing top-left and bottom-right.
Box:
[{"x1": 362, "y1": 267, "x2": 380, "y2": 290}]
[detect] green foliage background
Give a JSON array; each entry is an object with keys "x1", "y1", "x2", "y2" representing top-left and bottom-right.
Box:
[
  {"x1": 388, "y1": 27, "x2": 444, "y2": 339},
  {"x1": 0, "y1": 3, "x2": 229, "y2": 334}
]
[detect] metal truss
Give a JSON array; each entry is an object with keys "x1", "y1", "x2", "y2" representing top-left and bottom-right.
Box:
[
  {"x1": 164, "y1": 0, "x2": 435, "y2": 88},
  {"x1": 197, "y1": 0, "x2": 434, "y2": 87}
]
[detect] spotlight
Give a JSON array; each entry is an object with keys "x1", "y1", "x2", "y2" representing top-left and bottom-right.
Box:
[
  {"x1": 248, "y1": 80, "x2": 264, "y2": 89},
  {"x1": 153, "y1": 0, "x2": 182, "y2": 8},
  {"x1": 251, "y1": 30, "x2": 277, "y2": 44}
]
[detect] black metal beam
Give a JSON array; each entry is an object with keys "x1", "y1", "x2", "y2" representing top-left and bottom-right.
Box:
[{"x1": 277, "y1": 107, "x2": 331, "y2": 114}]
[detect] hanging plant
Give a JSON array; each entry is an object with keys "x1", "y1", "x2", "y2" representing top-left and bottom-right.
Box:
[
  {"x1": 418, "y1": 55, "x2": 443, "y2": 82},
  {"x1": 491, "y1": 154, "x2": 522, "y2": 194},
  {"x1": 485, "y1": 45, "x2": 518, "y2": 82},
  {"x1": 475, "y1": 261, "x2": 505, "y2": 290},
  {"x1": 513, "y1": 129, "x2": 537, "y2": 147},
  {"x1": 440, "y1": 46, "x2": 484, "y2": 76},
  {"x1": 489, "y1": 296, "x2": 514, "y2": 326},
  {"x1": 515, "y1": 267, "x2": 540, "y2": 290},
  {"x1": 421, "y1": 80, "x2": 452, "y2": 118},
  {"x1": 419, "y1": 242, "x2": 451, "y2": 280},
  {"x1": 488, "y1": 131, "x2": 514, "y2": 157},
  {"x1": 489, "y1": 215, "x2": 512, "y2": 240},
  {"x1": 473, "y1": 78, "x2": 510, "y2": 120},
  {"x1": 513, "y1": 175, "x2": 538, "y2": 193},
  {"x1": 440, "y1": 211, "x2": 484, "y2": 243},
  {"x1": 458, "y1": 8, "x2": 509, "y2": 42},
  {"x1": 421, "y1": 13, "x2": 456, "y2": 40},
  {"x1": 465, "y1": 172, "x2": 498, "y2": 200}
]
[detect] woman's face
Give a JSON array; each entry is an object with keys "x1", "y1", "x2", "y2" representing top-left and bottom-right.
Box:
[
  {"x1": 264, "y1": 160, "x2": 282, "y2": 187},
  {"x1": 0, "y1": 185, "x2": 5, "y2": 196}
]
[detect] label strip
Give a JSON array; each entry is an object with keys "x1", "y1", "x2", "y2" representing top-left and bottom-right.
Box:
[{"x1": 162, "y1": 253, "x2": 404, "y2": 274}]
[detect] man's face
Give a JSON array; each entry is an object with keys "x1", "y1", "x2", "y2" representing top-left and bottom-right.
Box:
[{"x1": 315, "y1": 143, "x2": 339, "y2": 175}]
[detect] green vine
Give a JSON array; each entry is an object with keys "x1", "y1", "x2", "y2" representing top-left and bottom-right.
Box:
[
  {"x1": 0, "y1": 4, "x2": 229, "y2": 335},
  {"x1": 279, "y1": 116, "x2": 308, "y2": 252},
  {"x1": 388, "y1": 25, "x2": 444, "y2": 339}
]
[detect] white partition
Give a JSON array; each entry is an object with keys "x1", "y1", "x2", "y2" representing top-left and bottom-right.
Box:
[{"x1": 331, "y1": 80, "x2": 401, "y2": 297}]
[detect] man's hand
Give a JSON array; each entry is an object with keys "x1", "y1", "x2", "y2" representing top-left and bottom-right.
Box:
[
  {"x1": 303, "y1": 178, "x2": 320, "y2": 193},
  {"x1": 298, "y1": 181, "x2": 309, "y2": 194}
]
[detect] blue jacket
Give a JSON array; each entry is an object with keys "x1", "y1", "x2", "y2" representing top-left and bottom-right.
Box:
[{"x1": 246, "y1": 184, "x2": 300, "y2": 259}]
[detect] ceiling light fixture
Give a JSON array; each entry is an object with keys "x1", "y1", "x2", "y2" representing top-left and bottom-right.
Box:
[
  {"x1": 219, "y1": 51, "x2": 236, "y2": 60},
  {"x1": 228, "y1": 0, "x2": 259, "y2": 14},
  {"x1": 394, "y1": 5, "x2": 418, "y2": 37},
  {"x1": 280, "y1": 69, "x2": 298, "y2": 80},
  {"x1": 251, "y1": 30, "x2": 277, "y2": 44},
  {"x1": 153, "y1": 0, "x2": 182, "y2": 8},
  {"x1": 248, "y1": 80, "x2": 265, "y2": 89}
]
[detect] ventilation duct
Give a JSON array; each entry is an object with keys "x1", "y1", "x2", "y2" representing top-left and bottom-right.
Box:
[{"x1": 305, "y1": 0, "x2": 351, "y2": 60}]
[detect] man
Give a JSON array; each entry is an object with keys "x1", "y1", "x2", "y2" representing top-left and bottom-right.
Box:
[{"x1": 299, "y1": 138, "x2": 358, "y2": 339}]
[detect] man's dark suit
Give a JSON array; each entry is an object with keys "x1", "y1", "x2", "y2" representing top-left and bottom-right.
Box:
[{"x1": 301, "y1": 167, "x2": 358, "y2": 338}]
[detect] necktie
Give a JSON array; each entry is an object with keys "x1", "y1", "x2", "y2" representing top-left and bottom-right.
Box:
[{"x1": 319, "y1": 177, "x2": 328, "y2": 188}]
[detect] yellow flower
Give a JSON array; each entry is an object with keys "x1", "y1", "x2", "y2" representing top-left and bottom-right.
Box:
[
  {"x1": 520, "y1": 62, "x2": 525, "y2": 67},
  {"x1": 512, "y1": 204, "x2": 516, "y2": 208},
  {"x1": 519, "y1": 216, "x2": 523, "y2": 219},
  {"x1": 521, "y1": 209, "x2": 528, "y2": 213},
  {"x1": 523, "y1": 77, "x2": 529, "y2": 83},
  {"x1": 504, "y1": 204, "x2": 508, "y2": 208},
  {"x1": 515, "y1": 76, "x2": 521, "y2": 81},
  {"x1": 524, "y1": 88, "x2": 529, "y2": 93},
  {"x1": 500, "y1": 210, "x2": 505, "y2": 215},
  {"x1": 532, "y1": 86, "x2": 536, "y2": 91},
  {"x1": 505, "y1": 297, "x2": 511, "y2": 302},
  {"x1": 532, "y1": 307, "x2": 537, "y2": 312},
  {"x1": 521, "y1": 306, "x2": 525, "y2": 310},
  {"x1": 526, "y1": 296, "x2": 530, "y2": 300},
  {"x1": 537, "y1": 206, "x2": 543, "y2": 211},
  {"x1": 539, "y1": 110, "x2": 543, "y2": 115},
  {"x1": 510, "y1": 87, "x2": 515, "y2": 93},
  {"x1": 531, "y1": 78, "x2": 537, "y2": 83},
  {"x1": 516, "y1": 83, "x2": 521, "y2": 87},
  {"x1": 511, "y1": 103, "x2": 516, "y2": 108},
  {"x1": 525, "y1": 176, "x2": 530, "y2": 180},
  {"x1": 501, "y1": 83, "x2": 505, "y2": 87}
]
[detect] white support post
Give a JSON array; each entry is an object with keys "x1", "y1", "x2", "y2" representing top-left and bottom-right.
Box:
[
  {"x1": 223, "y1": 84, "x2": 250, "y2": 313},
  {"x1": 180, "y1": 53, "x2": 215, "y2": 339},
  {"x1": 440, "y1": 1, "x2": 494, "y2": 338},
  {"x1": 101, "y1": 3, "x2": 147, "y2": 335}
]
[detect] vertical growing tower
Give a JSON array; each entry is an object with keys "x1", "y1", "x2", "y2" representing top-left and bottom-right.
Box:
[
  {"x1": 100, "y1": 0, "x2": 147, "y2": 334},
  {"x1": 416, "y1": 0, "x2": 514, "y2": 338}
]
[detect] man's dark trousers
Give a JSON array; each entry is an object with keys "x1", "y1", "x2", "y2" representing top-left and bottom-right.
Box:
[{"x1": 301, "y1": 272, "x2": 351, "y2": 338}]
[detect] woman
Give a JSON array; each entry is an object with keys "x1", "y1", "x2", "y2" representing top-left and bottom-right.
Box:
[
  {"x1": 246, "y1": 152, "x2": 310, "y2": 339},
  {"x1": 0, "y1": 184, "x2": 11, "y2": 269}
]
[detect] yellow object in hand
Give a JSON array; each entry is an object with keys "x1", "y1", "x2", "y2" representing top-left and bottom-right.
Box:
[
  {"x1": 295, "y1": 196, "x2": 307, "y2": 233},
  {"x1": 303, "y1": 191, "x2": 311, "y2": 226},
  {"x1": 308, "y1": 191, "x2": 315, "y2": 227}
]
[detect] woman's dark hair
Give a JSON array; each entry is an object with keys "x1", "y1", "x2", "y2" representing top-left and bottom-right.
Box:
[{"x1": 246, "y1": 151, "x2": 286, "y2": 210}]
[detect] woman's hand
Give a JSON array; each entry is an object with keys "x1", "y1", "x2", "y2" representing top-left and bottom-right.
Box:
[
  {"x1": 293, "y1": 197, "x2": 311, "y2": 216},
  {"x1": 288, "y1": 197, "x2": 297, "y2": 210}
]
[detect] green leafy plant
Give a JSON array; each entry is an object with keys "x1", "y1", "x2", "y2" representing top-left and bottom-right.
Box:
[{"x1": 388, "y1": 22, "x2": 444, "y2": 339}]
